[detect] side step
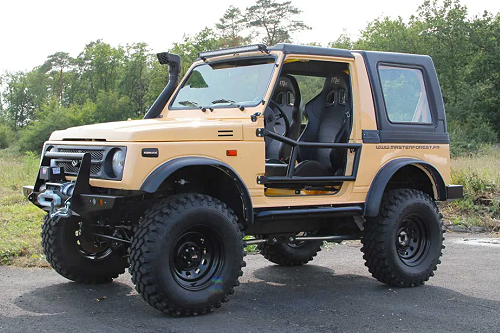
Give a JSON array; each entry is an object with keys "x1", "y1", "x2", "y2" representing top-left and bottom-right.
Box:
[{"x1": 254, "y1": 205, "x2": 363, "y2": 222}]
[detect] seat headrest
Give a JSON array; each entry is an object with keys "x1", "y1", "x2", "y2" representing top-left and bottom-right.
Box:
[
  {"x1": 323, "y1": 73, "x2": 349, "y2": 92},
  {"x1": 322, "y1": 72, "x2": 349, "y2": 106},
  {"x1": 272, "y1": 74, "x2": 300, "y2": 106},
  {"x1": 274, "y1": 75, "x2": 296, "y2": 94}
]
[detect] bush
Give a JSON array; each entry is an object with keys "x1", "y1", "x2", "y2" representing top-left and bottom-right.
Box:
[
  {"x1": 448, "y1": 116, "x2": 497, "y2": 157},
  {"x1": 442, "y1": 147, "x2": 500, "y2": 231},
  {"x1": 0, "y1": 124, "x2": 15, "y2": 149},
  {"x1": 451, "y1": 168, "x2": 498, "y2": 196},
  {"x1": 18, "y1": 109, "x2": 81, "y2": 153}
]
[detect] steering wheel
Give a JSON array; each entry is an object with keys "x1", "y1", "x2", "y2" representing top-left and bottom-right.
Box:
[{"x1": 266, "y1": 100, "x2": 290, "y2": 137}]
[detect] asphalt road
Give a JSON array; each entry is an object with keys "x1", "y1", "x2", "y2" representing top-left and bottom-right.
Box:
[{"x1": 0, "y1": 232, "x2": 499, "y2": 333}]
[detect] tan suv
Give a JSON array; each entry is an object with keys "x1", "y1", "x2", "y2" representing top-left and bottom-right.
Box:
[{"x1": 23, "y1": 43, "x2": 462, "y2": 316}]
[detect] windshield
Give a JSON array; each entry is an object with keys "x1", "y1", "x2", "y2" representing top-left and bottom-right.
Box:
[{"x1": 170, "y1": 56, "x2": 277, "y2": 110}]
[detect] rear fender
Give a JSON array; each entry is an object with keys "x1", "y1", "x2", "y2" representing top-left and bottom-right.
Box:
[{"x1": 364, "y1": 158, "x2": 446, "y2": 217}]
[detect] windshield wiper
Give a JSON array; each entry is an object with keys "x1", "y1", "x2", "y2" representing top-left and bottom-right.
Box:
[
  {"x1": 178, "y1": 100, "x2": 199, "y2": 107},
  {"x1": 211, "y1": 99, "x2": 245, "y2": 111},
  {"x1": 178, "y1": 100, "x2": 213, "y2": 112}
]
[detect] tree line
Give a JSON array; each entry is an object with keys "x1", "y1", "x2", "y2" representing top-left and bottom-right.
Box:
[{"x1": 0, "y1": 0, "x2": 498, "y2": 155}]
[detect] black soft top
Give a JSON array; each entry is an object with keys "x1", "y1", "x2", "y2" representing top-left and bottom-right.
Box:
[
  {"x1": 197, "y1": 43, "x2": 354, "y2": 61},
  {"x1": 268, "y1": 43, "x2": 354, "y2": 59}
]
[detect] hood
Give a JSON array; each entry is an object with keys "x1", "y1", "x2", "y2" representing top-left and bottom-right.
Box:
[{"x1": 49, "y1": 118, "x2": 243, "y2": 142}]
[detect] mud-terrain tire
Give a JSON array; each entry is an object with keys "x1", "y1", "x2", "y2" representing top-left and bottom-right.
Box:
[
  {"x1": 258, "y1": 237, "x2": 322, "y2": 266},
  {"x1": 129, "y1": 194, "x2": 245, "y2": 316},
  {"x1": 41, "y1": 215, "x2": 129, "y2": 283},
  {"x1": 361, "y1": 189, "x2": 444, "y2": 287}
]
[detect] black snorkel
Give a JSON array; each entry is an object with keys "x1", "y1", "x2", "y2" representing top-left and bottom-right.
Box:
[{"x1": 143, "y1": 52, "x2": 182, "y2": 119}]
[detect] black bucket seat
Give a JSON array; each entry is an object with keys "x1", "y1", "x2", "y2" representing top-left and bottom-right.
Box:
[
  {"x1": 265, "y1": 74, "x2": 302, "y2": 161},
  {"x1": 294, "y1": 73, "x2": 351, "y2": 177}
]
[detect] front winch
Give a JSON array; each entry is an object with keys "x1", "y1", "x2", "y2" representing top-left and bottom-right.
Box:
[
  {"x1": 37, "y1": 182, "x2": 75, "y2": 219},
  {"x1": 24, "y1": 150, "x2": 123, "y2": 220},
  {"x1": 60, "y1": 182, "x2": 75, "y2": 196}
]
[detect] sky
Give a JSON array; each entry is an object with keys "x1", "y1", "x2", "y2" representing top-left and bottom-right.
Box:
[{"x1": 1, "y1": 0, "x2": 499, "y2": 74}]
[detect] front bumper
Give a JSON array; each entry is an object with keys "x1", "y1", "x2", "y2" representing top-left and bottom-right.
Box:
[
  {"x1": 24, "y1": 185, "x2": 122, "y2": 215},
  {"x1": 23, "y1": 151, "x2": 123, "y2": 219},
  {"x1": 446, "y1": 185, "x2": 463, "y2": 201}
]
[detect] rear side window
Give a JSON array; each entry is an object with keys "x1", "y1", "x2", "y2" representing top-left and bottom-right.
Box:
[{"x1": 378, "y1": 65, "x2": 432, "y2": 123}]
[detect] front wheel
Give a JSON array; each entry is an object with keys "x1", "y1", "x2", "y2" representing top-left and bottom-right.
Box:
[
  {"x1": 41, "y1": 215, "x2": 129, "y2": 283},
  {"x1": 128, "y1": 194, "x2": 245, "y2": 316},
  {"x1": 361, "y1": 189, "x2": 444, "y2": 287}
]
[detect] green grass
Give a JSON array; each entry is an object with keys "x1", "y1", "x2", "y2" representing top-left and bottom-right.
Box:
[
  {"x1": 0, "y1": 150, "x2": 46, "y2": 266},
  {"x1": 440, "y1": 146, "x2": 500, "y2": 231}
]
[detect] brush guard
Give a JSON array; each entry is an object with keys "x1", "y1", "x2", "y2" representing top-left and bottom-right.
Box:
[{"x1": 23, "y1": 151, "x2": 123, "y2": 220}]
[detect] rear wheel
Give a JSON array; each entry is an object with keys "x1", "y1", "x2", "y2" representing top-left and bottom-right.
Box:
[
  {"x1": 259, "y1": 232, "x2": 322, "y2": 266},
  {"x1": 129, "y1": 194, "x2": 245, "y2": 316},
  {"x1": 361, "y1": 189, "x2": 444, "y2": 287},
  {"x1": 41, "y1": 215, "x2": 128, "y2": 283}
]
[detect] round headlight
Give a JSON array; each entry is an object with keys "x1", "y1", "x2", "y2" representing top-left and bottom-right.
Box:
[{"x1": 111, "y1": 150, "x2": 125, "y2": 177}]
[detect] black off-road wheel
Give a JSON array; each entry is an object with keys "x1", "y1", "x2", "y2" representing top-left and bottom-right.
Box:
[
  {"x1": 41, "y1": 215, "x2": 129, "y2": 283},
  {"x1": 361, "y1": 189, "x2": 444, "y2": 287},
  {"x1": 128, "y1": 194, "x2": 245, "y2": 316},
  {"x1": 258, "y1": 233, "x2": 322, "y2": 266}
]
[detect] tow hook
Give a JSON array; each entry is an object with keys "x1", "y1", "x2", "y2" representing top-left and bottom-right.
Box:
[{"x1": 50, "y1": 200, "x2": 72, "y2": 219}]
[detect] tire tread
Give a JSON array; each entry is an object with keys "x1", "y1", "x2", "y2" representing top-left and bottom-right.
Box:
[
  {"x1": 128, "y1": 193, "x2": 245, "y2": 316},
  {"x1": 361, "y1": 189, "x2": 444, "y2": 287},
  {"x1": 41, "y1": 215, "x2": 127, "y2": 284}
]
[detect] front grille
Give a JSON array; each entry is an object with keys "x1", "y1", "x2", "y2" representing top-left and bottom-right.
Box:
[
  {"x1": 58, "y1": 148, "x2": 104, "y2": 161},
  {"x1": 52, "y1": 146, "x2": 106, "y2": 178},
  {"x1": 56, "y1": 161, "x2": 79, "y2": 174},
  {"x1": 55, "y1": 161, "x2": 102, "y2": 175},
  {"x1": 90, "y1": 164, "x2": 102, "y2": 174},
  {"x1": 47, "y1": 145, "x2": 126, "y2": 181}
]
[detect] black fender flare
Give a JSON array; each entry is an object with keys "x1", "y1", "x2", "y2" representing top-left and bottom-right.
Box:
[
  {"x1": 364, "y1": 158, "x2": 446, "y2": 217},
  {"x1": 140, "y1": 157, "x2": 253, "y2": 225}
]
